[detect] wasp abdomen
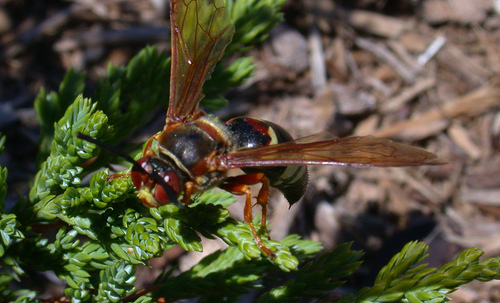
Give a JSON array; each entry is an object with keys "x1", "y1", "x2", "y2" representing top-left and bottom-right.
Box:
[{"x1": 226, "y1": 117, "x2": 308, "y2": 205}]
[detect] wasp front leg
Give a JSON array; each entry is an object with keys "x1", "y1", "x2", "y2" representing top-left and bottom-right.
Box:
[
  {"x1": 107, "y1": 135, "x2": 159, "y2": 183},
  {"x1": 221, "y1": 173, "x2": 275, "y2": 258},
  {"x1": 181, "y1": 181, "x2": 197, "y2": 205}
]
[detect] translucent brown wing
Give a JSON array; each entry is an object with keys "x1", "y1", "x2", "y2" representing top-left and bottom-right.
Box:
[
  {"x1": 224, "y1": 133, "x2": 444, "y2": 168},
  {"x1": 167, "y1": 0, "x2": 234, "y2": 122}
]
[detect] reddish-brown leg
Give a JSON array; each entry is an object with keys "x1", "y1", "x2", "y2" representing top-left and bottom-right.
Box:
[
  {"x1": 182, "y1": 181, "x2": 196, "y2": 205},
  {"x1": 256, "y1": 177, "x2": 270, "y2": 231},
  {"x1": 225, "y1": 173, "x2": 271, "y2": 230},
  {"x1": 221, "y1": 173, "x2": 275, "y2": 258},
  {"x1": 142, "y1": 135, "x2": 158, "y2": 155},
  {"x1": 107, "y1": 172, "x2": 131, "y2": 182}
]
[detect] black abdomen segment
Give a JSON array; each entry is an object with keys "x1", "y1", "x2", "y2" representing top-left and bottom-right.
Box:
[{"x1": 226, "y1": 116, "x2": 308, "y2": 205}]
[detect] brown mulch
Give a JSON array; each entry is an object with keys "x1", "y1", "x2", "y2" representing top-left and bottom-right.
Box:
[{"x1": 1, "y1": 0, "x2": 499, "y2": 301}]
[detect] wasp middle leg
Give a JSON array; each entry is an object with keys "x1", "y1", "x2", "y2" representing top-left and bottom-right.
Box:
[{"x1": 221, "y1": 173, "x2": 275, "y2": 258}]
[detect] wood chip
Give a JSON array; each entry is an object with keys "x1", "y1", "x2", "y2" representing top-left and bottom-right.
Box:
[
  {"x1": 355, "y1": 37, "x2": 417, "y2": 83},
  {"x1": 447, "y1": 0, "x2": 491, "y2": 23},
  {"x1": 313, "y1": 201, "x2": 341, "y2": 250},
  {"x1": 345, "y1": 9, "x2": 410, "y2": 39},
  {"x1": 303, "y1": 0, "x2": 336, "y2": 33},
  {"x1": 436, "y1": 44, "x2": 491, "y2": 87},
  {"x1": 474, "y1": 113, "x2": 495, "y2": 158},
  {"x1": 461, "y1": 188, "x2": 500, "y2": 206},
  {"x1": 309, "y1": 25, "x2": 327, "y2": 89},
  {"x1": 422, "y1": 0, "x2": 491, "y2": 24},
  {"x1": 474, "y1": 25, "x2": 500, "y2": 73},
  {"x1": 421, "y1": 0, "x2": 451, "y2": 24},
  {"x1": 494, "y1": 111, "x2": 500, "y2": 138},
  {"x1": 387, "y1": 168, "x2": 445, "y2": 205},
  {"x1": 400, "y1": 31, "x2": 428, "y2": 53},
  {"x1": 380, "y1": 77, "x2": 436, "y2": 113},
  {"x1": 373, "y1": 84, "x2": 500, "y2": 140},
  {"x1": 382, "y1": 176, "x2": 417, "y2": 217},
  {"x1": 353, "y1": 114, "x2": 380, "y2": 136},
  {"x1": 417, "y1": 35, "x2": 447, "y2": 67},
  {"x1": 465, "y1": 157, "x2": 500, "y2": 188},
  {"x1": 270, "y1": 24, "x2": 309, "y2": 74},
  {"x1": 447, "y1": 123, "x2": 483, "y2": 160},
  {"x1": 270, "y1": 194, "x2": 302, "y2": 240},
  {"x1": 4, "y1": 4, "x2": 88, "y2": 58},
  {"x1": 443, "y1": 208, "x2": 500, "y2": 256},
  {"x1": 387, "y1": 40, "x2": 420, "y2": 71},
  {"x1": 325, "y1": 37, "x2": 349, "y2": 80},
  {"x1": 346, "y1": 177, "x2": 386, "y2": 205},
  {"x1": 54, "y1": 26, "x2": 170, "y2": 52},
  {"x1": 329, "y1": 82, "x2": 377, "y2": 116}
]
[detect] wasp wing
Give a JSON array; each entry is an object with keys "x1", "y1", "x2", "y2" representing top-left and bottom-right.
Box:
[
  {"x1": 167, "y1": 0, "x2": 234, "y2": 122},
  {"x1": 225, "y1": 133, "x2": 443, "y2": 168}
]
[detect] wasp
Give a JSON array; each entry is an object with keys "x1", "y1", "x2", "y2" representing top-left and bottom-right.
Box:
[{"x1": 79, "y1": 0, "x2": 442, "y2": 258}]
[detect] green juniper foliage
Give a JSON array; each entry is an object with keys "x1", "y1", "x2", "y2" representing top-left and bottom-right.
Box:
[{"x1": 0, "y1": 0, "x2": 498, "y2": 302}]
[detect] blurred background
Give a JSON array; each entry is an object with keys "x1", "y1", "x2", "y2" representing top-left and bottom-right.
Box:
[{"x1": 0, "y1": 0, "x2": 499, "y2": 301}]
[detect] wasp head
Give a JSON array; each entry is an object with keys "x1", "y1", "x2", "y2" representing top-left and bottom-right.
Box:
[{"x1": 131, "y1": 157, "x2": 182, "y2": 207}]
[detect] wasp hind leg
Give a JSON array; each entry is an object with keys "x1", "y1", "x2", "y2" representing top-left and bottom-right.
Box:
[{"x1": 221, "y1": 173, "x2": 275, "y2": 258}]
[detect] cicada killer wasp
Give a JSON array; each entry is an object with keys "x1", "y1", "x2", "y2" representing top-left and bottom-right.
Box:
[{"x1": 79, "y1": 0, "x2": 443, "y2": 258}]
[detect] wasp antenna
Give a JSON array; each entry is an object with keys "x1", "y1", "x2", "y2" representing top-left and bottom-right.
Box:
[
  {"x1": 77, "y1": 132, "x2": 139, "y2": 165},
  {"x1": 76, "y1": 132, "x2": 180, "y2": 206}
]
